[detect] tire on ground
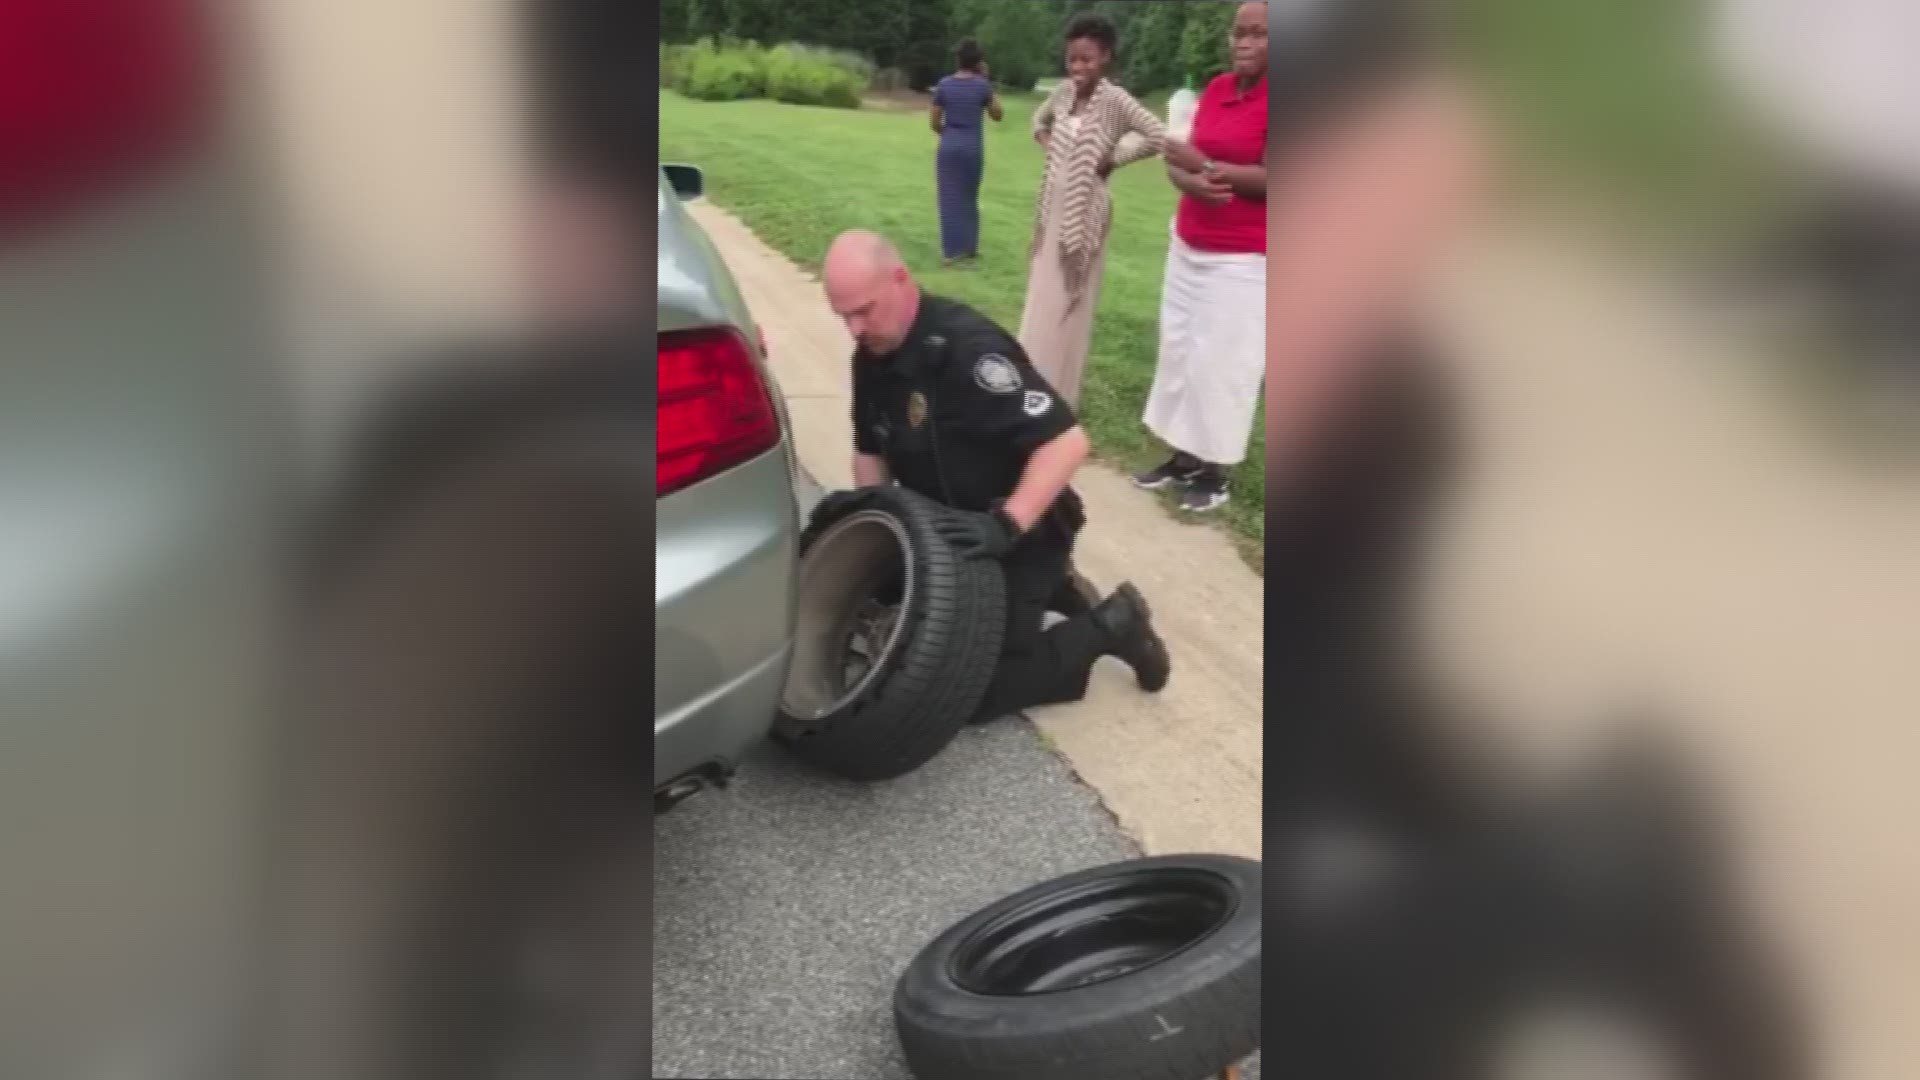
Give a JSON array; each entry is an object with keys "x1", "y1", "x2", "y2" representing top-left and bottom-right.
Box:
[
  {"x1": 894, "y1": 854, "x2": 1262, "y2": 1080},
  {"x1": 774, "y1": 486, "x2": 1007, "y2": 782}
]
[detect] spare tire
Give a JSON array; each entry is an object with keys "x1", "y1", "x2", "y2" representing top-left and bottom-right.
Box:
[
  {"x1": 773, "y1": 486, "x2": 1007, "y2": 781},
  {"x1": 895, "y1": 854, "x2": 1262, "y2": 1080}
]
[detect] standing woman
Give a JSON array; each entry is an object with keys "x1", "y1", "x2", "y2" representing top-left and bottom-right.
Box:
[
  {"x1": 1019, "y1": 12, "x2": 1166, "y2": 406},
  {"x1": 930, "y1": 39, "x2": 1002, "y2": 267},
  {"x1": 1135, "y1": 2, "x2": 1271, "y2": 512}
]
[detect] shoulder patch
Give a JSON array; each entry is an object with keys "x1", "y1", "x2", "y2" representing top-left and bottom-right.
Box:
[
  {"x1": 973, "y1": 354, "x2": 1023, "y2": 395},
  {"x1": 1022, "y1": 390, "x2": 1053, "y2": 417}
]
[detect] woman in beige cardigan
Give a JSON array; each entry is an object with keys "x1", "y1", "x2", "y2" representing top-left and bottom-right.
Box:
[{"x1": 1019, "y1": 12, "x2": 1166, "y2": 406}]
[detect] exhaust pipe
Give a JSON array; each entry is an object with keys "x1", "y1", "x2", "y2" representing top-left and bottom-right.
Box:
[
  {"x1": 654, "y1": 763, "x2": 732, "y2": 813},
  {"x1": 654, "y1": 774, "x2": 706, "y2": 813}
]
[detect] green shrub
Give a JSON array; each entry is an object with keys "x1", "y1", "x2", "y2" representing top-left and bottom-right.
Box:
[
  {"x1": 993, "y1": 63, "x2": 1041, "y2": 93},
  {"x1": 950, "y1": 0, "x2": 1056, "y2": 93},
  {"x1": 669, "y1": 38, "x2": 865, "y2": 109},
  {"x1": 661, "y1": 42, "x2": 695, "y2": 89},
  {"x1": 678, "y1": 37, "x2": 768, "y2": 101},
  {"x1": 781, "y1": 43, "x2": 875, "y2": 85},
  {"x1": 763, "y1": 44, "x2": 865, "y2": 108}
]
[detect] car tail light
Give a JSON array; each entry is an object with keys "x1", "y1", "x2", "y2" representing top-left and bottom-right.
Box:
[
  {"x1": 658, "y1": 326, "x2": 780, "y2": 498},
  {"x1": 0, "y1": 0, "x2": 212, "y2": 239}
]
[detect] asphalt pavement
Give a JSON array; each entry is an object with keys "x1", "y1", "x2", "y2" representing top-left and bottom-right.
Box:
[{"x1": 652, "y1": 718, "x2": 1262, "y2": 1080}]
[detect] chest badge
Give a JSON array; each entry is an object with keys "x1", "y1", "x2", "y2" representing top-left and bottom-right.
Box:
[{"x1": 907, "y1": 391, "x2": 929, "y2": 429}]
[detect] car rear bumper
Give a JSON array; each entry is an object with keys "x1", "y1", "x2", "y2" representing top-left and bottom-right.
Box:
[
  {"x1": 654, "y1": 639, "x2": 792, "y2": 790},
  {"x1": 654, "y1": 447, "x2": 798, "y2": 789}
]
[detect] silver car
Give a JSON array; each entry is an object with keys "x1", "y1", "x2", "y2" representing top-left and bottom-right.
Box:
[{"x1": 654, "y1": 163, "x2": 803, "y2": 807}]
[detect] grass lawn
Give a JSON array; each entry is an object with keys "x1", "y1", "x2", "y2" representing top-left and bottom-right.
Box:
[{"x1": 660, "y1": 89, "x2": 1266, "y2": 558}]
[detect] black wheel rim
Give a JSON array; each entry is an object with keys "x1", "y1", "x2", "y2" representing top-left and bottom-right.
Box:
[{"x1": 949, "y1": 867, "x2": 1238, "y2": 996}]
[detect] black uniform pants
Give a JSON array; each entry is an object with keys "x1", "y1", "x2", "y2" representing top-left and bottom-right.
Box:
[{"x1": 970, "y1": 517, "x2": 1107, "y2": 722}]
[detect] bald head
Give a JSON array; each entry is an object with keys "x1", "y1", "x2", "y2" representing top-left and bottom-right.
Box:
[
  {"x1": 824, "y1": 229, "x2": 904, "y2": 279},
  {"x1": 822, "y1": 229, "x2": 920, "y2": 355}
]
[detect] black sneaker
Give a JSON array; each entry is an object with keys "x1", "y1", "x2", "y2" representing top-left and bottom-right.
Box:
[
  {"x1": 1131, "y1": 454, "x2": 1202, "y2": 490},
  {"x1": 1179, "y1": 469, "x2": 1230, "y2": 513},
  {"x1": 1091, "y1": 582, "x2": 1170, "y2": 693}
]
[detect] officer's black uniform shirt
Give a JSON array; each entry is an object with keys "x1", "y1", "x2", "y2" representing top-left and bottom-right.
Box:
[{"x1": 851, "y1": 293, "x2": 1076, "y2": 514}]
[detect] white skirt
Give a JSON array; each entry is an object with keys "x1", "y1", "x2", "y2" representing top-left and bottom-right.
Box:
[{"x1": 1142, "y1": 229, "x2": 1267, "y2": 466}]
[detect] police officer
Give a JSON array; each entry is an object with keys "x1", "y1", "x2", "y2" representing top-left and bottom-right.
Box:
[{"x1": 814, "y1": 230, "x2": 1169, "y2": 720}]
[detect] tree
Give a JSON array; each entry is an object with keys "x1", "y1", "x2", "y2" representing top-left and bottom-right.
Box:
[
  {"x1": 678, "y1": 0, "x2": 730, "y2": 41},
  {"x1": 660, "y1": 0, "x2": 689, "y2": 41},
  {"x1": 686, "y1": 0, "x2": 947, "y2": 87},
  {"x1": 720, "y1": 0, "x2": 796, "y2": 45},
  {"x1": 1177, "y1": 2, "x2": 1237, "y2": 88},
  {"x1": 1114, "y1": 0, "x2": 1187, "y2": 92},
  {"x1": 952, "y1": 0, "x2": 1060, "y2": 90},
  {"x1": 1090, "y1": 1, "x2": 1144, "y2": 36},
  {"x1": 792, "y1": 0, "x2": 912, "y2": 67},
  {"x1": 1028, "y1": 1, "x2": 1234, "y2": 95},
  {"x1": 894, "y1": 0, "x2": 957, "y2": 90}
]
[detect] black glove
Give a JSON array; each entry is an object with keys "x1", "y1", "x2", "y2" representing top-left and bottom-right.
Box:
[
  {"x1": 808, "y1": 488, "x2": 865, "y2": 531},
  {"x1": 939, "y1": 506, "x2": 1022, "y2": 561}
]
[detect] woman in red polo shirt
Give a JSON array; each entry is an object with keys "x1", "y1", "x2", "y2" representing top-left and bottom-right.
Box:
[{"x1": 1133, "y1": 2, "x2": 1270, "y2": 513}]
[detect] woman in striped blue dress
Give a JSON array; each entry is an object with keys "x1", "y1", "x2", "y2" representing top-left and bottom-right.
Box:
[{"x1": 930, "y1": 40, "x2": 1002, "y2": 266}]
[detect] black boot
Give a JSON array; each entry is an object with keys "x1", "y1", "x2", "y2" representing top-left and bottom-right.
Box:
[
  {"x1": 1091, "y1": 582, "x2": 1170, "y2": 692},
  {"x1": 1048, "y1": 565, "x2": 1101, "y2": 619}
]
